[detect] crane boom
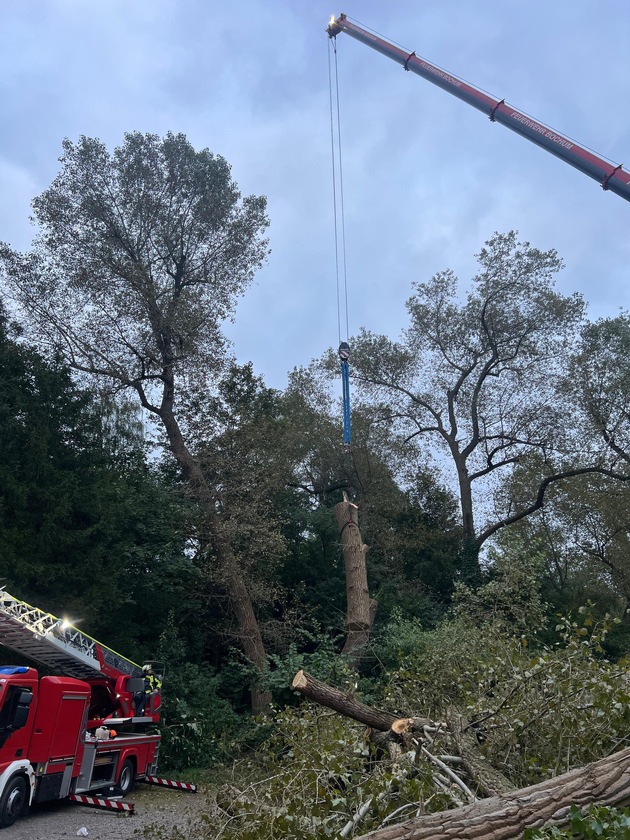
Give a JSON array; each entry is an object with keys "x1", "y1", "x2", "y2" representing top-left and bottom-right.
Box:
[{"x1": 327, "y1": 14, "x2": 630, "y2": 204}]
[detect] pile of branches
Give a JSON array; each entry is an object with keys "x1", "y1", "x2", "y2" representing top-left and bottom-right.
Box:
[{"x1": 288, "y1": 669, "x2": 630, "y2": 840}]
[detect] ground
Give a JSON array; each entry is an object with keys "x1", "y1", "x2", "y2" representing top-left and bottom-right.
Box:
[{"x1": 7, "y1": 782, "x2": 205, "y2": 839}]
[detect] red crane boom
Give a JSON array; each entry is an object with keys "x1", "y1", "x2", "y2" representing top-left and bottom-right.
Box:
[{"x1": 327, "y1": 14, "x2": 630, "y2": 204}]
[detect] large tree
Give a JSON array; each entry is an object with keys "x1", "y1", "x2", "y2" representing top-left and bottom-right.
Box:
[
  {"x1": 567, "y1": 314, "x2": 630, "y2": 465},
  {"x1": 0, "y1": 132, "x2": 272, "y2": 710},
  {"x1": 0, "y1": 302, "x2": 195, "y2": 659},
  {"x1": 350, "y1": 231, "x2": 588, "y2": 577}
]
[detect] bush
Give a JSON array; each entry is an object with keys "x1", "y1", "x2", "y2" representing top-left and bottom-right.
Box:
[
  {"x1": 157, "y1": 616, "x2": 240, "y2": 771},
  {"x1": 383, "y1": 607, "x2": 630, "y2": 787},
  {"x1": 524, "y1": 804, "x2": 630, "y2": 839}
]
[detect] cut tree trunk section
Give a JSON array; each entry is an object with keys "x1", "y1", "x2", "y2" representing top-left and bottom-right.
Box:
[
  {"x1": 293, "y1": 669, "x2": 399, "y2": 731},
  {"x1": 334, "y1": 494, "x2": 375, "y2": 658},
  {"x1": 292, "y1": 669, "x2": 629, "y2": 839}
]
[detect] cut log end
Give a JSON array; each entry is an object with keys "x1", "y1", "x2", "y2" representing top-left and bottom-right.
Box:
[
  {"x1": 391, "y1": 718, "x2": 413, "y2": 736},
  {"x1": 292, "y1": 670, "x2": 307, "y2": 689}
]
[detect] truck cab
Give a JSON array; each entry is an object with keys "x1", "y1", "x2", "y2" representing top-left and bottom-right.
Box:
[{"x1": 0, "y1": 666, "x2": 160, "y2": 828}]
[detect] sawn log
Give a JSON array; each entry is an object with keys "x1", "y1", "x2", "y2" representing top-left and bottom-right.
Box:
[
  {"x1": 292, "y1": 669, "x2": 630, "y2": 839},
  {"x1": 354, "y1": 746, "x2": 630, "y2": 839}
]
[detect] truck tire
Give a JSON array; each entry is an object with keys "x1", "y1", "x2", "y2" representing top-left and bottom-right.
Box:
[
  {"x1": 0, "y1": 774, "x2": 27, "y2": 828},
  {"x1": 117, "y1": 759, "x2": 135, "y2": 797}
]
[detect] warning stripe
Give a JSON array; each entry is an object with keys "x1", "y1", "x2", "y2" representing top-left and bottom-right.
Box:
[
  {"x1": 69, "y1": 794, "x2": 135, "y2": 812},
  {"x1": 145, "y1": 776, "x2": 197, "y2": 793}
]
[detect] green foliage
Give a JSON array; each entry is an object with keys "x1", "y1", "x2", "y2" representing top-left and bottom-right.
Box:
[
  {"x1": 525, "y1": 804, "x2": 630, "y2": 839},
  {"x1": 0, "y1": 313, "x2": 196, "y2": 659},
  {"x1": 370, "y1": 608, "x2": 427, "y2": 671},
  {"x1": 384, "y1": 606, "x2": 630, "y2": 787},
  {"x1": 263, "y1": 630, "x2": 349, "y2": 704},
  {"x1": 200, "y1": 705, "x2": 446, "y2": 840},
  {"x1": 569, "y1": 314, "x2": 630, "y2": 462},
  {"x1": 451, "y1": 535, "x2": 549, "y2": 635},
  {"x1": 156, "y1": 615, "x2": 240, "y2": 771}
]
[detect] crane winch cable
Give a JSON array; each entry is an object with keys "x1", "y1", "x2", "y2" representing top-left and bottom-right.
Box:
[{"x1": 328, "y1": 35, "x2": 352, "y2": 446}]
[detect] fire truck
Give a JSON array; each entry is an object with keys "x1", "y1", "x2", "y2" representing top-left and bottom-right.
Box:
[{"x1": 0, "y1": 587, "x2": 164, "y2": 827}]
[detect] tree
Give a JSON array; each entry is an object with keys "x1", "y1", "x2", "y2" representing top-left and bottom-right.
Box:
[
  {"x1": 568, "y1": 314, "x2": 630, "y2": 465},
  {"x1": 350, "y1": 231, "x2": 587, "y2": 578},
  {"x1": 496, "y1": 315, "x2": 630, "y2": 623},
  {"x1": 0, "y1": 301, "x2": 198, "y2": 659},
  {"x1": 0, "y1": 132, "x2": 272, "y2": 710},
  {"x1": 507, "y1": 469, "x2": 630, "y2": 630}
]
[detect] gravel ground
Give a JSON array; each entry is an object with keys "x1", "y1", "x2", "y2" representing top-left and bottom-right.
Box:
[{"x1": 6, "y1": 782, "x2": 208, "y2": 840}]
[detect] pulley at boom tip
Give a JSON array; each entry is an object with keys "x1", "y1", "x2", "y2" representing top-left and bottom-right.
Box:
[{"x1": 326, "y1": 13, "x2": 345, "y2": 38}]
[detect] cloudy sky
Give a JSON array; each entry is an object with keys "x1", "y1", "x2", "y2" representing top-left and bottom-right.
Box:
[{"x1": 1, "y1": 0, "x2": 629, "y2": 391}]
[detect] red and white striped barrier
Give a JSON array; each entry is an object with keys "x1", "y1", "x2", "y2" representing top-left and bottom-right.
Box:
[
  {"x1": 69, "y1": 793, "x2": 135, "y2": 813},
  {"x1": 144, "y1": 775, "x2": 197, "y2": 793}
]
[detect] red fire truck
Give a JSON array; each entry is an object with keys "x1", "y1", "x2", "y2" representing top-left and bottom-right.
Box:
[{"x1": 0, "y1": 588, "x2": 165, "y2": 827}]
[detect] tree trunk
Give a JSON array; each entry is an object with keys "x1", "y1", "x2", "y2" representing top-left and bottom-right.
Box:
[
  {"x1": 354, "y1": 746, "x2": 630, "y2": 839},
  {"x1": 293, "y1": 669, "x2": 630, "y2": 840},
  {"x1": 160, "y1": 405, "x2": 271, "y2": 712},
  {"x1": 334, "y1": 494, "x2": 375, "y2": 659},
  {"x1": 454, "y1": 461, "x2": 482, "y2": 584},
  {"x1": 292, "y1": 670, "x2": 400, "y2": 731},
  {"x1": 222, "y1": 545, "x2": 271, "y2": 714}
]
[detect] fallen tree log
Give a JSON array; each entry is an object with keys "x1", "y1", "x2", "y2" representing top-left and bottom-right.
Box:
[
  {"x1": 292, "y1": 669, "x2": 630, "y2": 838},
  {"x1": 354, "y1": 745, "x2": 630, "y2": 839},
  {"x1": 292, "y1": 670, "x2": 509, "y2": 796},
  {"x1": 448, "y1": 710, "x2": 514, "y2": 797},
  {"x1": 292, "y1": 669, "x2": 402, "y2": 731}
]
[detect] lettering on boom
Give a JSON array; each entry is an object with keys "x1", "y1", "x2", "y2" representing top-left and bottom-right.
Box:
[
  {"x1": 355, "y1": 26, "x2": 378, "y2": 43},
  {"x1": 509, "y1": 112, "x2": 574, "y2": 150},
  {"x1": 417, "y1": 59, "x2": 463, "y2": 88}
]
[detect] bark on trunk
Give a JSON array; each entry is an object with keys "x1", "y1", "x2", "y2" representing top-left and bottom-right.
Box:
[
  {"x1": 456, "y1": 467, "x2": 482, "y2": 585},
  {"x1": 448, "y1": 710, "x2": 514, "y2": 797},
  {"x1": 222, "y1": 545, "x2": 272, "y2": 713},
  {"x1": 292, "y1": 670, "x2": 400, "y2": 731},
  {"x1": 160, "y1": 405, "x2": 271, "y2": 713},
  {"x1": 334, "y1": 495, "x2": 375, "y2": 659},
  {"x1": 355, "y1": 746, "x2": 630, "y2": 839}
]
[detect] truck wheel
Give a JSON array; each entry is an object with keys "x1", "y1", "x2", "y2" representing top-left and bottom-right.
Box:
[
  {"x1": 118, "y1": 759, "x2": 135, "y2": 797},
  {"x1": 0, "y1": 775, "x2": 27, "y2": 828}
]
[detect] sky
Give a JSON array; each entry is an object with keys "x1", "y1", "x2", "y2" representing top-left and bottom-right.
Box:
[{"x1": 1, "y1": 0, "x2": 629, "y2": 391}]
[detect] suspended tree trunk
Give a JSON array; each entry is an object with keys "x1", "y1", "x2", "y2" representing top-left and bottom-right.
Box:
[{"x1": 334, "y1": 494, "x2": 375, "y2": 660}]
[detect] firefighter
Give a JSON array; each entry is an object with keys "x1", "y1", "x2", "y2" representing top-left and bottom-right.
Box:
[{"x1": 134, "y1": 664, "x2": 162, "y2": 716}]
